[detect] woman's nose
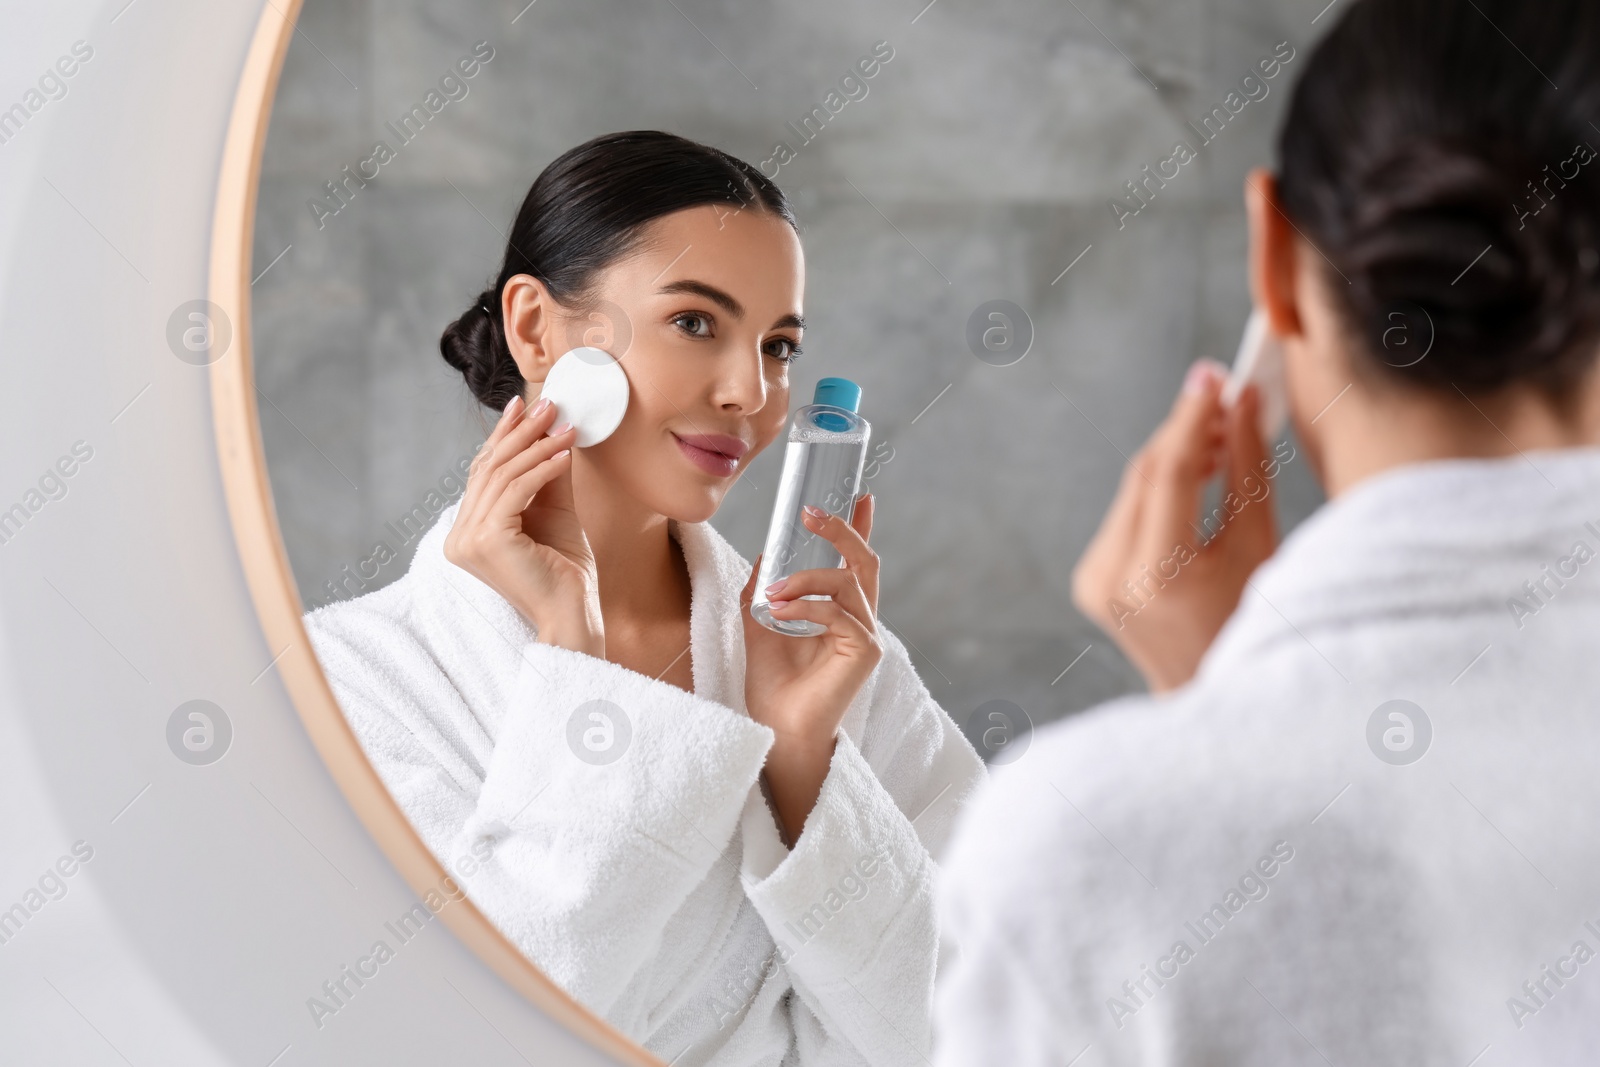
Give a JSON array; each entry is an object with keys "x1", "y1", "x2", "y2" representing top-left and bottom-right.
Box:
[{"x1": 713, "y1": 346, "x2": 768, "y2": 414}]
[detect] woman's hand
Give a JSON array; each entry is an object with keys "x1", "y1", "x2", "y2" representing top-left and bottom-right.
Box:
[
  {"x1": 740, "y1": 494, "x2": 882, "y2": 845},
  {"x1": 444, "y1": 394, "x2": 604, "y2": 656},
  {"x1": 1071, "y1": 361, "x2": 1278, "y2": 693}
]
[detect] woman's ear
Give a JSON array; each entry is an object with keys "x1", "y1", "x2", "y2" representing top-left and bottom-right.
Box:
[
  {"x1": 501, "y1": 273, "x2": 564, "y2": 386},
  {"x1": 1245, "y1": 168, "x2": 1302, "y2": 340}
]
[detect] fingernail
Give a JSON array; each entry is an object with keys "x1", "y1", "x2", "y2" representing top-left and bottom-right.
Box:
[
  {"x1": 551, "y1": 421, "x2": 573, "y2": 436},
  {"x1": 802, "y1": 505, "x2": 827, "y2": 522},
  {"x1": 769, "y1": 599, "x2": 790, "y2": 610},
  {"x1": 1184, "y1": 360, "x2": 1222, "y2": 395},
  {"x1": 765, "y1": 579, "x2": 788, "y2": 596},
  {"x1": 501, "y1": 394, "x2": 523, "y2": 420},
  {"x1": 531, "y1": 396, "x2": 551, "y2": 417},
  {"x1": 551, "y1": 448, "x2": 571, "y2": 460}
]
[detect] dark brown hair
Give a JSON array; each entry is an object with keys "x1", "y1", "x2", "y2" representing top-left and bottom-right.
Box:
[
  {"x1": 440, "y1": 130, "x2": 798, "y2": 410},
  {"x1": 1278, "y1": 0, "x2": 1600, "y2": 395}
]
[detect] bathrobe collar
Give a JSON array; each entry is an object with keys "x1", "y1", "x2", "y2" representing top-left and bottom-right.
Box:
[
  {"x1": 408, "y1": 500, "x2": 753, "y2": 712},
  {"x1": 1204, "y1": 445, "x2": 1600, "y2": 675}
]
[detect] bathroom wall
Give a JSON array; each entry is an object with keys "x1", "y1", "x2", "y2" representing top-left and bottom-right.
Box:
[{"x1": 253, "y1": 0, "x2": 1329, "y2": 742}]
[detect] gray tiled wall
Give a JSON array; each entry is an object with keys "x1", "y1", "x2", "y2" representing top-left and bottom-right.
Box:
[{"x1": 253, "y1": 0, "x2": 1329, "y2": 737}]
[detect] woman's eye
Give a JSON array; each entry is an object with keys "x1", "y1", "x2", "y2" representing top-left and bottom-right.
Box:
[
  {"x1": 765, "y1": 338, "x2": 803, "y2": 364},
  {"x1": 674, "y1": 312, "x2": 712, "y2": 337}
]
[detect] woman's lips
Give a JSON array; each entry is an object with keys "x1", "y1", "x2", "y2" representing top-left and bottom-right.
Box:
[{"x1": 673, "y1": 433, "x2": 746, "y2": 477}]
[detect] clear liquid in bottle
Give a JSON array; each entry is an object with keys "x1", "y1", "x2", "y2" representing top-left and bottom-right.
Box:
[{"x1": 751, "y1": 378, "x2": 870, "y2": 637}]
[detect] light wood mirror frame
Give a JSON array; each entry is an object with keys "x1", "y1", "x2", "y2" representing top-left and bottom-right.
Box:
[{"x1": 207, "y1": 3, "x2": 659, "y2": 1063}]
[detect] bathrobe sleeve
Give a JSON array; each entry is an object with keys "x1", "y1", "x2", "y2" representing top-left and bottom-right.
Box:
[
  {"x1": 738, "y1": 623, "x2": 987, "y2": 1067},
  {"x1": 304, "y1": 606, "x2": 777, "y2": 1024}
]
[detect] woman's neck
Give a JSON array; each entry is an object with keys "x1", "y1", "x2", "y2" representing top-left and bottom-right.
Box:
[
  {"x1": 1316, "y1": 372, "x2": 1600, "y2": 498},
  {"x1": 570, "y1": 460, "x2": 691, "y2": 626}
]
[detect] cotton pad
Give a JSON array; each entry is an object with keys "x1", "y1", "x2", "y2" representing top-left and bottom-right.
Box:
[
  {"x1": 1222, "y1": 309, "x2": 1290, "y2": 442},
  {"x1": 538, "y1": 347, "x2": 629, "y2": 447}
]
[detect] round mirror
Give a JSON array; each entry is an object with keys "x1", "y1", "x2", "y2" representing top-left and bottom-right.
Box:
[{"x1": 217, "y1": 1, "x2": 1321, "y2": 1064}]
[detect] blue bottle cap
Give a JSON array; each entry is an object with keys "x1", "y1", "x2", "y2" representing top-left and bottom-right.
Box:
[{"x1": 813, "y1": 377, "x2": 862, "y2": 412}]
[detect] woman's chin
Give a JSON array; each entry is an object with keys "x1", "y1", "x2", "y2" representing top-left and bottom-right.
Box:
[{"x1": 655, "y1": 481, "x2": 727, "y2": 525}]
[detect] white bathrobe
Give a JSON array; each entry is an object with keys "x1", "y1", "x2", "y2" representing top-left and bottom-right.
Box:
[
  {"x1": 303, "y1": 498, "x2": 984, "y2": 1067},
  {"x1": 934, "y1": 447, "x2": 1600, "y2": 1066}
]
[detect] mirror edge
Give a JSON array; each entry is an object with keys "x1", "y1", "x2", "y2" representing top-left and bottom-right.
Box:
[{"x1": 204, "y1": 3, "x2": 661, "y2": 1063}]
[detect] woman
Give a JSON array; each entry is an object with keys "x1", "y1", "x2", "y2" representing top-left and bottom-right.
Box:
[
  {"x1": 936, "y1": 1, "x2": 1600, "y2": 1064},
  {"x1": 305, "y1": 131, "x2": 983, "y2": 1066}
]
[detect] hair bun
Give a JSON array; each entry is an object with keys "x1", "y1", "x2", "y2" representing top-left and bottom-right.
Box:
[
  {"x1": 1331, "y1": 142, "x2": 1600, "y2": 391},
  {"x1": 439, "y1": 288, "x2": 523, "y2": 410}
]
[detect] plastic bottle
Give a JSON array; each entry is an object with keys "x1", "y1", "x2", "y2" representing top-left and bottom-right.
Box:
[{"x1": 750, "y1": 378, "x2": 871, "y2": 637}]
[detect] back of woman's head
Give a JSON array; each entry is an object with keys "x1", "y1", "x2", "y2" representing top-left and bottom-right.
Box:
[
  {"x1": 440, "y1": 130, "x2": 796, "y2": 410},
  {"x1": 1279, "y1": 0, "x2": 1600, "y2": 395}
]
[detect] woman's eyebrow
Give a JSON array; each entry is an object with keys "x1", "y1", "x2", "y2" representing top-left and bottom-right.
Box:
[
  {"x1": 658, "y1": 279, "x2": 744, "y2": 317},
  {"x1": 657, "y1": 278, "x2": 805, "y2": 331}
]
